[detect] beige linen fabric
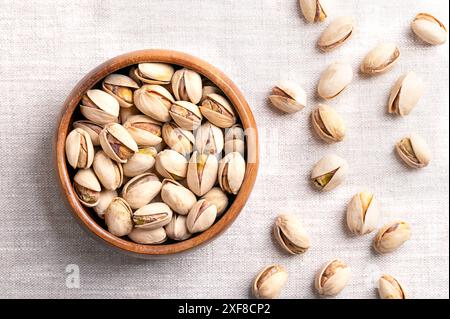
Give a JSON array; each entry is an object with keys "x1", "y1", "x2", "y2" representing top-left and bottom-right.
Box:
[{"x1": 0, "y1": 0, "x2": 448, "y2": 298}]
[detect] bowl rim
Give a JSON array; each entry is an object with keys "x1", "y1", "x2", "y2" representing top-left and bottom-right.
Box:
[{"x1": 55, "y1": 49, "x2": 259, "y2": 257}]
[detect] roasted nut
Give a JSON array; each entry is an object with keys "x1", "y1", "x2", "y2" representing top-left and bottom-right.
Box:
[
  {"x1": 315, "y1": 259, "x2": 350, "y2": 296},
  {"x1": 162, "y1": 122, "x2": 195, "y2": 155},
  {"x1": 273, "y1": 214, "x2": 311, "y2": 254},
  {"x1": 123, "y1": 114, "x2": 162, "y2": 146},
  {"x1": 411, "y1": 13, "x2": 447, "y2": 45},
  {"x1": 395, "y1": 133, "x2": 431, "y2": 168},
  {"x1": 186, "y1": 199, "x2": 217, "y2": 233},
  {"x1": 378, "y1": 274, "x2": 407, "y2": 299},
  {"x1": 99, "y1": 123, "x2": 138, "y2": 163},
  {"x1": 187, "y1": 151, "x2": 218, "y2": 196},
  {"x1": 119, "y1": 105, "x2": 141, "y2": 124},
  {"x1": 346, "y1": 191, "x2": 380, "y2": 235},
  {"x1": 133, "y1": 63, "x2": 175, "y2": 85},
  {"x1": 194, "y1": 122, "x2": 224, "y2": 155},
  {"x1": 73, "y1": 168, "x2": 101, "y2": 207},
  {"x1": 169, "y1": 101, "x2": 202, "y2": 130},
  {"x1": 104, "y1": 197, "x2": 133, "y2": 237},
  {"x1": 218, "y1": 152, "x2": 246, "y2": 195},
  {"x1": 311, "y1": 154, "x2": 348, "y2": 191},
  {"x1": 200, "y1": 93, "x2": 236, "y2": 128},
  {"x1": 122, "y1": 147, "x2": 157, "y2": 177},
  {"x1": 133, "y1": 202, "x2": 173, "y2": 230},
  {"x1": 102, "y1": 74, "x2": 139, "y2": 108},
  {"x1": 373, "y1": 221, "x2": 411, "y2": 254},
  {"x1": 92, "y1": 150, "x2": 123, "y2": 190},
  {"x1": 201, "y1": 187, "x2": 229, "y2": 217},
  {"x1": 252, "y1": 264, "x2": 288, "y2": 299},
  {"x1": 201, "y1": 85, "x2": 221, "y2": 103},
  {"x1": 128, "y1": 227, "x2": 167, "y2": 244},
  {"x1": 269, "y1": 82, "x2": 307, "y2": 113},
  {"x1": 155, "y1": 149, "x2": 188, "y2": 180},
  {"x1": 388, "y1": 72, "x2": 424, "y2": 116},
  {"x1": 161, "y1": 179, "x2": 197, "y2": 215},
  {"x1": 318, "y1": 16, "x2": 354, "y2": 51},
  {"x1": 65, "y1": 128, "x2": 95, "y2": 169},
  {"x1": 318, "y1": 62, "x2": 353, "y2": 99},
  {"x1": 93, "y1": 189, "x2": 117, "y2": 219},
  {"x1": 299, "y1": 0, "x2": 331, "y2": 23},
  {"x1": 121, "y1": 173, "x2": 162, "y2": 209},
  {"x1": 73, "y1": 120, "x2": 103, "y2": 146},
  {"x1": 134, "y1": 85, "x2": 175, "y2": 123},
  {"x1": 80, "y1": 89, "x2": 119, "y2": 124},
  {"x1": 311, "y1": 104, "x2": 346, "y2": 143},
  {"x1": 360, "y1": 43, "x2": 400, "y2": 75},
  {"x1": 165, "y1": 214, "x2": 191, "y2": 241},
  {"x1": 171, "y1": 68, "x2": 203, "y2": 104}
]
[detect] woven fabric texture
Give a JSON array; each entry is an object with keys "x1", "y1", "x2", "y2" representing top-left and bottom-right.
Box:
[{"x1": 0, "y1": 0, "x2": 448, "y2": 298}]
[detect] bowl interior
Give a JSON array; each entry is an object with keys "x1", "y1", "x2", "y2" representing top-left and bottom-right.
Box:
[{"x1": 56, "y1": 49, "x2": 258, "y2": 257}]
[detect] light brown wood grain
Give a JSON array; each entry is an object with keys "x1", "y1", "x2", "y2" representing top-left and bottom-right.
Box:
[{"x1": 54, "y1": 49, "x2": 259, "y2": 258}]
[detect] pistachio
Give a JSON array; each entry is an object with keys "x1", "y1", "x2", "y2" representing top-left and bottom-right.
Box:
[
  {"x1": 73, "y1": 120, "x2": 103, "y2": 146},
  {"x1": 388, "y1": 72, "x2": 424, "y2": 116},
  {"x1": 346, "y1": 191, "x2": 379, "y2": 235},
  {"x1": 411, "y1": 13, "x2": 447, "y2": 45},
  {"x1": 123, "y1": 114, "x2": 162, "y2": 146},
  {"x1": 194, "y1": 122, "x2": 224, "y2": 155},
  {"x1": 311, "y1": 154, "x2": 348, "y2": 191},
  {"x1": 162, "y1": 122, "x2": 195, "y2": 155},
  {"x1": 318, "y1": 16, "x2": 354, "y2": 51},
  {"x1": 378, "y1": 274, "x2": 407, "y2": 299},
  {"x1": 133, "y1": 63, "x2": 174, "y2": 84},
  {"x1": 318, "y1": 62, "x2": 353, "y2": 99},
  {"x1": 121, "y1": 173, "x2": 162, "y2": 209},
  {"x1": 79, "y1": 89, "x2": 119, "y2": 125},
  {"x1": 171, "y1": 68, "x2": 203, "y2": 104},
  {"x1": 99, "y1": 123, "x2": 138, "y2": 163},
  {"x1": 155, "y1": 149, "x2": 188, "y2": 180},
  {"x1": 218, "y1": 152, "x2": 246, "y2": 195},
  {"x1": 299, "y1": 0, "x2": 331, "y2": 23},
  {"x1": 201, "y1": 85, "x2": 221, "y2": 103},
  {"x1": 395, "y1": 133, "x2": 431, "y2": 169},
  {"x1": 187, "y1": 151, "x2": 218, "y2": 196},
  {"x1": 268, "y1": 82, "x2": 307, "y2": 113},
  {"x1": 65, "y1": 128, "x2": 95, "y2": 169},
  {"x1": 102, "y1": 74, "x2": 139, "y2": 108},
  {"x1": 360, "y1": 43, "x2": 400, "y2": 75},
  {"x1": 273, "y1": 214, "x2": 311, "y2": 254},
  {"x1": 165, "y1": 214, "x2": 191, "y2": 241},
  {"x1": 315, "y1": 259, "x2": 350, "y2": 296},
  {"x1": 200, "y1": 93, "x2": 236, "y2": 128},
  {"x1": 92, "y1": 150, "x2": 123, "y2": 190},
  {"x1": 119, "y1": 105, "x2": 141, "y2": 124},
  {"x1": 122, "y1": 147, "x2": 157, "y2": 177},
  {"x1": 161, "y1": 179, "x2": 197, "y2": 215},
  {"x1": 186, "y1": 199, "x2": 217, "y2": 233},
  {"x1": 93, "y1": 189, "x2": 117, "y2": 219},
  {"x1": 104, "y1": 197, "x2": 133, "y2": 237},
  {"x1": 373, "y1": 221, "x2": 411, "y2": 254},
  {"x1": 134, "y1": 84, "x2": 175, "y2": 122},
  {"x1": 169, "y1": 101, "x2": 202, "y2": 130},
  {"x1": 201, "y1": 187, "x2": 229, "y2": 217},
  {"x1": 73, "y1": 168, "x2": 101, "y2": 207},
  {"x1": 252, "y1": 264, "x2": 288, "y2": 299},
  {"x1": 133, "y1": 202, "x2": 173, "y2": 230},
  {"x1": 311, "y1": 104, "x2": 346, "y2": 143},
  {"x1": 128, "y1": 227, "x2": 167, "y2": 244}
]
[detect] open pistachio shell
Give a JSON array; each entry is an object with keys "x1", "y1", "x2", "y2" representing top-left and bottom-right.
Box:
[
  {"x1": 318, "y1": 62, "x2": 353, "y2": 99},
  {"x1": 346, "y1": 191, "x2": 379, "y2": 235},
  {"x1": 311, "y1": 154, "x2": 347, "y2": 191},
  {"x1": 133, "y1": 202, "x2": 173, "y2": 230},
  {"x1": 73, "y1": 168, "x2": 101, "y2": 207},
  {"x1": 273, "y1": 214, "x2": 311, "y2": 254},
  {"x1": 155, "y1": 149, "x2": 188, "y2": 180},
  {"x1": 73, "y1": 120, "x2": 103, "y2": 146},
  {"x1": 201, "y1": 187, "x2": 229, "y2": 217},
  {"x1": 123, "y1": 114, "x2": 162, "y2": 146},
  {"x1": 186, "y1": 199, "x2": 217, "y2": 233},
  {"x1": 187, "y1": 151, "x2": 218, "y2": 197},
  {"x1": 361, "y1": 43, "x2": 400, "y2": 75},
  {"x1": 102, "y1": 74, "x2": 139, "y2": 108},
  {"x1": 411, "y1": 13, "x2": 447, "y2": 45},
  {"x1": 161, "y1": 179, "x2": 197, "y2": 215},
  {"x1": 252, "y1": 264, "x2": 288, "y2": 299},
  {"x1": 133, "y1": 85, "x2": 174, "y2": 122},
  {"x1": 169, "y1": 101, "x2": 202, "y2": 130},
  {"x1": 104, "y1": 197, "x2": 133, "y2": 237},
  {"x1": 218, "y1": 152, "x2": 246, "y2": 195},
  {"x1": 315, "y1": 259, "x2": 350, "y2": 296},
  {"x1": 65, "y1": 128, "x2": 95, "y2": 169},
  {"x1": 373, "y1": 221, "x2": 411, "y2": 254},
  {"x1": 318, "y1": 16, "x2": 354, "y2": 51},
  {"x1": 92, "y1": 150, "x2": 123, "y2": 190},
  {"x1": 121, "y1": 173, "x2": 162, "y2": 209},
  {"x1": 134, "y1": 63, "x2": 174, "y2": 84},
  {"x1": 201, "y1": 85, "x2": 221, "y2": 103},
  {"x1": 378, "y1": 274, "x2": 407, "y2": 299},
  {"x1": 171, "y1": 68, "x2": 203, "y2": 104},
  {"x1": 99, "y1": 123, "x2": 138, "y2": 163},
  {"x1": 122, "y1": 147, "x2": 157, "y2": 177},
  {"x1": 165, "y1": 214, "x2": 191, "y2": 241},
  {"x1": 311, "y1": 104, "x2": 346, "y2": 143},
  {"x1": 395, "y1": 133, "x2": 431, "y2": 168},
  {"x1": 93, "y1": 189, "x2": 117, "y2": 219},
  {"x1": 128, "y1": 227, "x2": 167, "y2": 244},
  {"x1": 194, "y1": 122, "x2": 224, "y2": 155},
  {"x1": 200, "y1": 93, "x2": 236, "y2": 128},
  {"x1": 269, "y1": 82, "x2": 307, "y2": 113},
  {"x1": 80, "y1": 89, "x2": 119, "y2": 124},
  {"x1": 162, "y1": 122, "x2": 195, "y2": 155},
  {"x1": 299, "y1": 0, "x2": 331, "y2": 23},
  {"x1": 388, "y1": 72, "x2": 424, "y2": 117}
]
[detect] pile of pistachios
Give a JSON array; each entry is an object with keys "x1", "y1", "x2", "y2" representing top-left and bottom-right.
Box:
[
  {"x1": 65, "y1": 63, "x2": 246, "y2": 244},
  {"x1": 253, "y1": 0, "x2": 447, "y2": 299}
]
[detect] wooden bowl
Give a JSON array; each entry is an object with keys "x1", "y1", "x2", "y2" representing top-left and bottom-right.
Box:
[{"x1": 55, "y1": 49, "x2": 259, "y2": 258}]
